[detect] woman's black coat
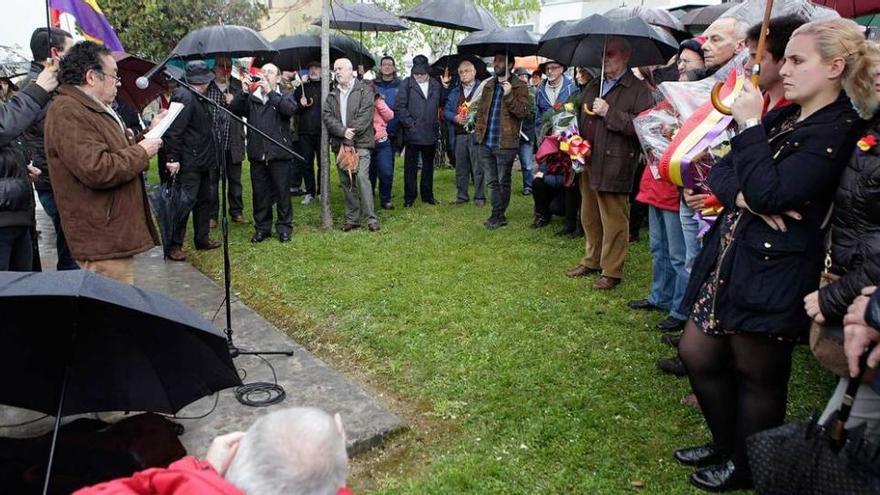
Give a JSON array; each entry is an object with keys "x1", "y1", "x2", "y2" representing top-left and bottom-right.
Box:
[
  {"x1": 679, "y1": 93, "x2": 861, "y2": 340},
  {"x1": 819, "y1": 112, "x2": 880, "y2": 324}
]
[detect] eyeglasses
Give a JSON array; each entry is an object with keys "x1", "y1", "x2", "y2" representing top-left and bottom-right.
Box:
[{"x1": 97, "y1": 70, "x2": 122, "y2": 84}]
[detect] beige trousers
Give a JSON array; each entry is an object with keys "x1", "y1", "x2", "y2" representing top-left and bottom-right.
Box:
[
  {"x1": 579, "y1": 169, "x2": 630, "y2": 279},
  {"x1": 77, "y1": 257, "x2": 135, "y2": 285}
]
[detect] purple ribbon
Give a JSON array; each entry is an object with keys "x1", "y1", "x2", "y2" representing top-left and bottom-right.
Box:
[{"x1": 678, "y1": 115, "x2": 734, "y2": 190}]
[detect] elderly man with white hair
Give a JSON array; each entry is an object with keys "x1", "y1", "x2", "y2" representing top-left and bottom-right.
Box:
[
  {"x1": 231, "y1": 63, "x2": 298, "y2": 244},
  {"x1": 75, "y1": 407, "x2": 350, "y2": 495},
  {"x1": 322, "y1": 57, "x2": 380, "y2": 232}
]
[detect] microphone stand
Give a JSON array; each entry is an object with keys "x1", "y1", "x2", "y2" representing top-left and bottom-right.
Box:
[{"x1": 165, "y1": 71, "x2": 298, "y2": 358}]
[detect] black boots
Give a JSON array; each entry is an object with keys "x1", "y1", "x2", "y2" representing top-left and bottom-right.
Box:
[
  {"x1": 674, "y1": 446, "x2": 752, "y2": 492},
  {"x1": 673, "y1": 443, "x2": 725, "y2": 467},
  {"x1": 689, "y1": 460, "x2": 753, "y2": 492}
]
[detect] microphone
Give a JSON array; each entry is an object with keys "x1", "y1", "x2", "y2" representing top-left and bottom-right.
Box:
[{"x1": 136, "y1": 52, "x2": 177, "y2": 89}]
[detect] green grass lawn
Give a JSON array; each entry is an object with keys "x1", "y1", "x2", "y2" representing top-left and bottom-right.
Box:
[{"x1": 151, "y1": 158, "x2": 835, "y2": 494}]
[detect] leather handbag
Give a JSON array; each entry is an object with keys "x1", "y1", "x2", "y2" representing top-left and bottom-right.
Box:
[
  {"x1": 808, "y1": 268, "x2": 847, "y2": 377},
  {"x1": 809, "y1": 214, "x2": 851, "y2": 377},
  {"x1": 336, "y1": 143, "x2": 359, "y2": 188}
]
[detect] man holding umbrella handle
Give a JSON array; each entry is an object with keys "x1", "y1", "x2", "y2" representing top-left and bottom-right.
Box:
[{"x1": 566, "y1": 36, "x2": 653, "y2": 290}]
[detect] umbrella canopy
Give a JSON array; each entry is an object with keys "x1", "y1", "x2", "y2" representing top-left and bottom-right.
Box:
[
  {"x1": 538, "y1": 14, "x2": 679, "y2": 69},
  {"x1": 811, "y1": 0, "x2": 879, "y2": 18},
  {"x1": 112, "y1": 52, "x2": 166, "y2": 112},
  {"x1": 746, "y1": 362, "x2": 880, "y2": 493},
  {"x1": 680, "y1": 3, "x2": 735, "y2": 31},
  {"x1": 722, "y1": 0, "x2": 840, "y2": 26},
  {"x1": 857, "y1": 12, "x2": 880, "y2": 25},
  {"x1": 457, "y1": 26, "x2": 541, "y2": 58},
  {"x1": 271, "y1": 32, "x2": 376, "y2": 71},
  {"x1": 172, "y1": 25, "x2": 277, "y2": 65},
  {"x1": 430, "y1": 54, "x2": 490, "y2": 80},
  {"x1": 401, "y1": 0, "x2": 500, "y2": 32},
  {"x1": 148, "y1": 181, "x2": 196, "y2": 258},
  {"x1": 0, "y1": 45, "x2": 30, "y2": 79},
  {"x1": 0, "y1": 270, "x2": 241, "y2": 416},
  {"x1": 311, "y1": 1, "x2": 408, "y2": 32},
  {"x1": 605, "y1": 6, "x2": 691, "y2": 42}
]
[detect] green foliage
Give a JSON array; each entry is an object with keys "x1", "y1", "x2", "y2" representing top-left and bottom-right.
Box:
[
  {"x1": 362, "y1": 0, "x2": 540, "y2": 62},
  {"x1": 101, "y1": 0, "x2": 268, "y2": 61}
]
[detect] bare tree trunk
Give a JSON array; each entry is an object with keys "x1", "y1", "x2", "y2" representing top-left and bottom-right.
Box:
[{"x1": 319, "y1": 0, "x2": 333, "y2": 230}]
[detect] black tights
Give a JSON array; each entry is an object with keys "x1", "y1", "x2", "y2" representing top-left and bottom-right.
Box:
[{"x1": 679, "y1": 320, "x2": 794, "y2": 468}]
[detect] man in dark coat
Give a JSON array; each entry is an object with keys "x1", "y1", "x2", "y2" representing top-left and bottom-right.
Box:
[
  {"x1": 322, "y1": 58, "x2": 379, "y2": 232},
  {"x1": 164, "y1": 61, "x2": 221, "y2": 260},
  {"x1": 565, "y1": 37, "x2": 653, "y2": 290},
  {"x1": 0, "y1": 65, "x2": 58, "y2": 271},
  {"x1": 473, "y1": 52, "x2": 531, "y2": 229},
  {"x1": 231, "y1": 63, "x2": 298, "y2": 243},
  {"x1": 395, "y1": 55, "x2": 443, "y2": 207},
  {"x1": 206, "y1": 57, "x2": 247, "y2": 225},
  {"x1": 292, "y1": 61, "x2": 322, "y2": 205},
  {"x1": 22, "y1": 27, "x2": 76, "y2": 270}
]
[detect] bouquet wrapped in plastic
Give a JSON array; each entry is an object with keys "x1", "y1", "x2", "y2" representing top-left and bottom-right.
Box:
[
  {"x1": 535, "y1": 95, "x2": 591, "y2": 187},
  {"x1": 634, "y1": 54, "x2": 748, "y2": 234}
]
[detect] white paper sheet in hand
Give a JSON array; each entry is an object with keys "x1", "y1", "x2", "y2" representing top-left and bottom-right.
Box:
[{"x1": 144, "y1": 102, "x2": 184, "y2": 139}]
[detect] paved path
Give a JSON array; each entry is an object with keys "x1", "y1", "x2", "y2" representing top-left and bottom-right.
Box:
[{"x1": 0, "y1": 199, "x2": 405, "y2": 457}]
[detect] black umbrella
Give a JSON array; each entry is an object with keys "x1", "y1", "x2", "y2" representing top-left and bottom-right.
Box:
[
  {"x1": 401, "y1": 0, "x2": 501, "y2": 32},
  {"x1": 172, "y1": 24, "x2": 277, "y2": 65},
  {"x1": 604, "y1": 5, "x2": 691, "y2": 42},
  {"x1": 0, "y1": 270, "x2": 242, "y2": 491},
  {"x1": 430, "y1": 54, "x2": 490, "y2": 81},
  {"x1": 271, "y1": 32, "x2": 376, "y2": 72},
  {"x1": 747, "y1": 352, "x2": 880, "y2": 494},
  {"x1": 457, "y1": 26, "x2": 542, "y2": 58},
  {"x1": 538, "y1": 14, "x2": 679, "y2": 71},
  {"x1": 680, "y1": 4, "x2": 735, "y2": 31},
  {"x1": 310, "y1": 1, "x2": 408, "y2": 32},
  {"x1": 148, "y1": 180, "x2": 196, "y2": 259}
]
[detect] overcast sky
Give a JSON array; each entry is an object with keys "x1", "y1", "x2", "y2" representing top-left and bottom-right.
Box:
[{"x1": 3, "y1": 2, "x2": 53, "y2": 55}]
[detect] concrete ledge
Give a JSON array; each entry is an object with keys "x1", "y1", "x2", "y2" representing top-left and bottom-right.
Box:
[{"x1": 1, "y1": 204, "x2": 407, "y2": 458}]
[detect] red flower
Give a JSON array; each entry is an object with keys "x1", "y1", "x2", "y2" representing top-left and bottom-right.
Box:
[
  {"x1": 552, "y1": 101, "x2": 563, "y2": 111},
  {"x1": 857, "y1": 134, "x2": 877, "y2": 153}
]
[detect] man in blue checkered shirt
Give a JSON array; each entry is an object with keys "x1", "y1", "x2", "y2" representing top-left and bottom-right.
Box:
[{"x1": 472, "y1": 52, "x2": 530, "y2": 229}]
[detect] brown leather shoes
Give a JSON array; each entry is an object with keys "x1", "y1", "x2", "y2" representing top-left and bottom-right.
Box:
[
  {"x1": 167, "y1": 247, "x2": 186, "y2": 261},
  {"x1": 593, "y1": 276, "x2": 621, "y2": 290},
  {"x1": 195, "y1": 239, "x2": 221, "y2": 250},
  {"x1": 341, "y1": 223, "x2": 360, "y2": 232},
  {"x1": 231, "y1": 214, "x2": 247, "y2": 224},
  {"x1": 367, "y1": 222, "x2": 380, "y2": 232},
  {"x1": 565, "y1": 264, "x2": 600, "y2": 278}
]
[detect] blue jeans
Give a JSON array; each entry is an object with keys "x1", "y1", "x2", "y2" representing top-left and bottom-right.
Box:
[
  {"x1": 647, "y1": 206, "x2": 688, "y2": 320},
  {"x1": 369, "y1": 139, "x2": 394, "y2": 205},
  {"x1": 679, "y1": 196, "x2": 702, "y2": 274},
  {"x1": 518, "y1": 142, "x2": 534, "y2": 191},
  {"x1": 37, "y1": 190, "x2": 79, "y2": 270}
]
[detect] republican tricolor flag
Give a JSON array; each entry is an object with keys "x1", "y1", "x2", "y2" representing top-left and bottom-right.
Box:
[{"x1": 49, "y1": 0, "x2": 124, "y2": 52}]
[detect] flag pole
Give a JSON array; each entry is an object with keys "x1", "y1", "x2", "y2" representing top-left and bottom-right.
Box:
[{"x1": 45, "y1": 0, "x2": 54, "y2": 68}]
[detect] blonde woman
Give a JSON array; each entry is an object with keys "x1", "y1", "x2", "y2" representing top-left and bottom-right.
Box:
[{"x1": 673, "y1": 19, "x2": 878, "y2": 492}]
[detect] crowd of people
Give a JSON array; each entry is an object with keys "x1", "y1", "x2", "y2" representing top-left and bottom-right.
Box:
[{"x1": 2, "y1": 11, "x2": 880, "y2": 492}]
